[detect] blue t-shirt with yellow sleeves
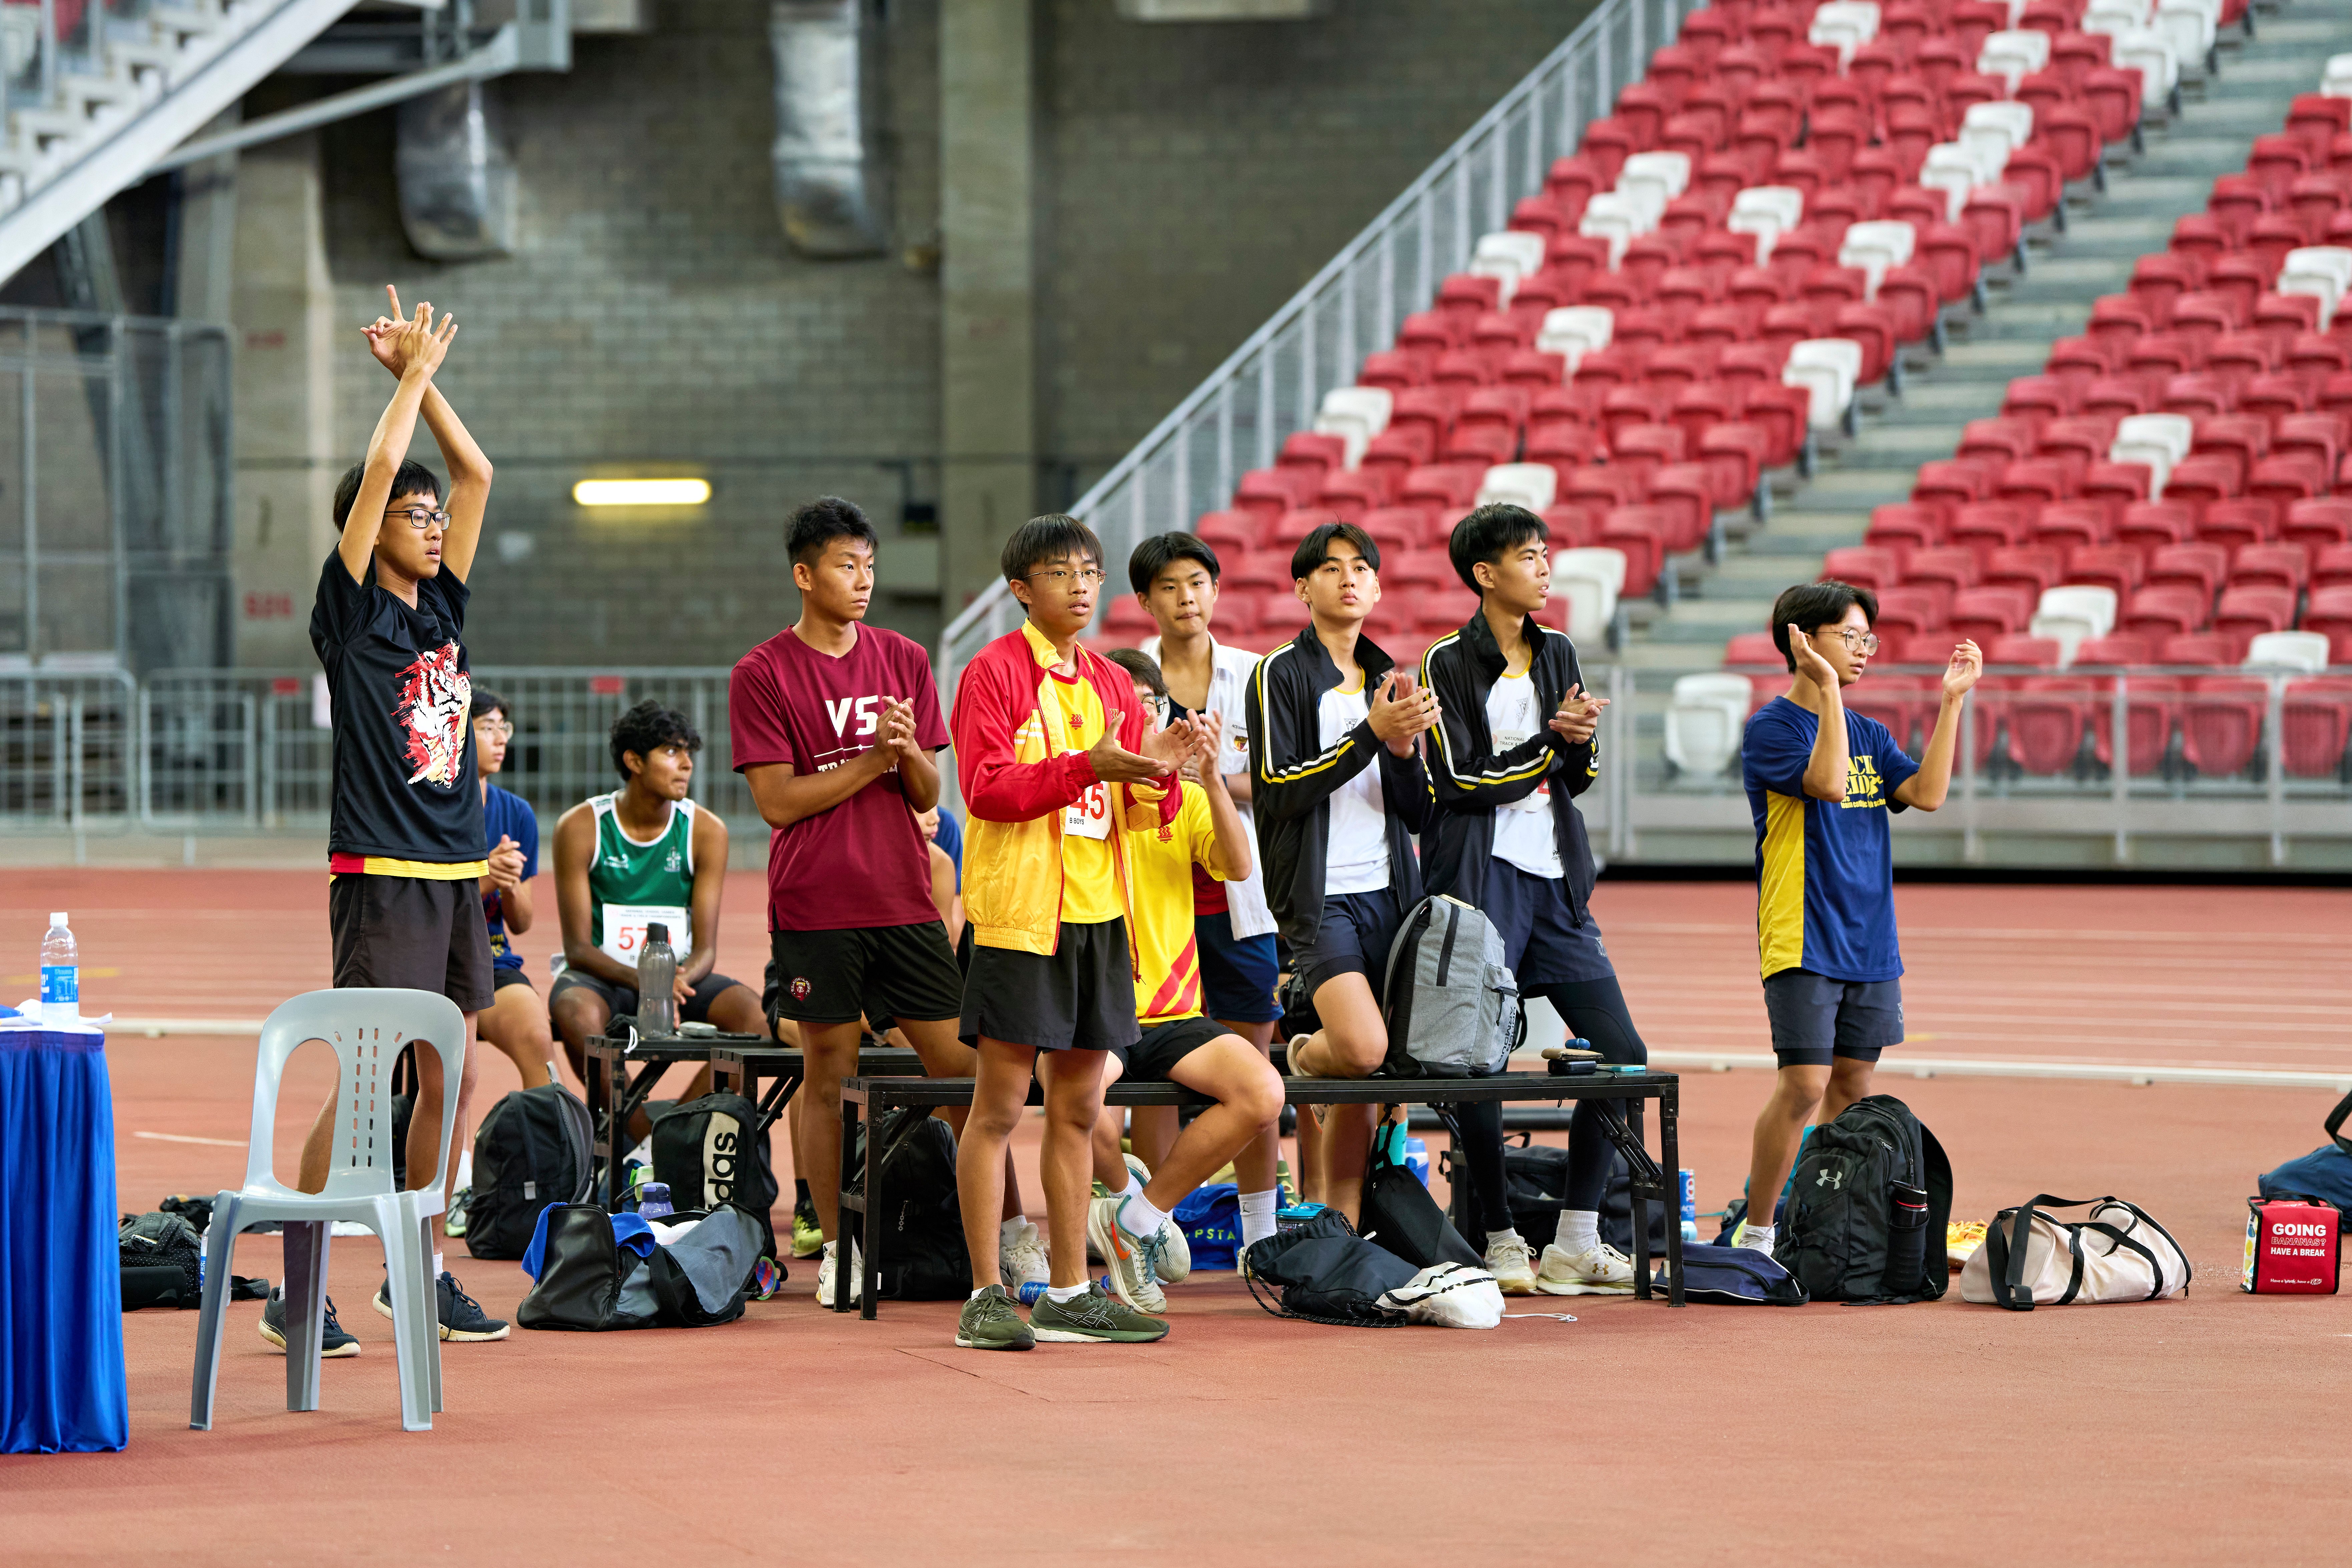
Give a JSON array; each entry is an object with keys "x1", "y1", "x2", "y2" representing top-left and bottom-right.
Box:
[{"x1": 1741, "y1": 696, "x2": 1921, "y2": 983}]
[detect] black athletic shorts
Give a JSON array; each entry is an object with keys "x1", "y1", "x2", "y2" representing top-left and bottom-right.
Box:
[
  {"x1": 492, "y1": 967, "x2": 532, "y2": 993},
  {"x1": 329, "y1": 873, "x2": 495, "y2": 1014},
  {"x1": 549, "y1": 967, "x2": 745, "y2": 1024},
  {"x1": 1763, "y1": 967, "x2": 1904, "y2": 1068},
  {"x1": 1481, "y1": 861, "x2": 1616, "y2": 987},
  {"x1": 768, "y1": 921, "x2": 963, "y2": 1029},
  {"x1": 959, "y1": 918, "x2": 1140, "y2": 1053},
  {"x1": 1293, "y1": 887, "x2": 1406, "y2": 1005},
  {"x1": 1124, "y1": 1014, "x2": 1226, "y2": 1082}
]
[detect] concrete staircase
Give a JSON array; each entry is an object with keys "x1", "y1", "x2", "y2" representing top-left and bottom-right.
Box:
[{"x1": 1621, "y1": 0, "x2": 2352, "y2": 675}]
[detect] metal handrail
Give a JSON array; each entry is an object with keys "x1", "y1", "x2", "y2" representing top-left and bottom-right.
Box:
[{"x1": 935, "y1": 0, "x2": 1698, "y2": 713}]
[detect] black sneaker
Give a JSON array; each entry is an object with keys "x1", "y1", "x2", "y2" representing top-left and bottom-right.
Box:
[
  {"x1": 258, "y1": 1286, "x2": 360, "y2": 1357},
  {"x1": 374, "y1": 1270, "x2": 511, "y2": 1342}
]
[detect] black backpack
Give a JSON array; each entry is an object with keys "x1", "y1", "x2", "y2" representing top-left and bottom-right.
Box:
[
  {"x1": 1776, "y1": 1094, "x2": 1953, "y2": 1303},
  {"x1": 466, "y1": 1083, "x2": 594, "y2": 1260},
  {"x1": 651, "y1": 1092, "x2": 780, "y2": 1258},
  {"x1": 120, "y1": 1211, "x2": 204, "y2": 1310},
  {"x1": 841, "y1": 1107, "x2": 971, "y2": 1300}
]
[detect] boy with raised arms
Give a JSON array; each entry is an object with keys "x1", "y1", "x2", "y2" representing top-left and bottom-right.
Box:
[
  {"x1": 731, "y1": 496, "x2": 1037, "y2": 1306},
  {"x1": 1735, "y1": 582, "x2": 1980, "y2": 1255},
  {"x1": 1248, "y1": 521, "x2": 1439, "y2": 1224},
  {"x1": 948, "y1": 514, "x2": 1202, "y2": 1351},
  {"x1": 1420, "y1": 503, "x2": 1650, "y2": 1294},
  {"x1": 274, "y1": 288, "x2": 505, "y2": 1353}
]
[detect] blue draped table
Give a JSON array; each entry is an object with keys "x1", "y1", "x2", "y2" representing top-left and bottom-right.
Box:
[{"x1": 0, "y1": 1024, "x2": 126, "y2": 1453}]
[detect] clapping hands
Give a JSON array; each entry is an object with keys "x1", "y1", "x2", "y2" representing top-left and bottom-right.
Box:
[
  {"x1": 1549, "y1": 683, "x2": 1608, "y2": 745},
  {"x1": 1367, "y1": 670, "x2": 1441, "y2": 757}
]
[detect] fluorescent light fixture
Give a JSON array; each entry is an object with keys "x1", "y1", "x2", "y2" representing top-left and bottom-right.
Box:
[{"x1": 572, "y1": 478, "x2": 711, "y2": 507}]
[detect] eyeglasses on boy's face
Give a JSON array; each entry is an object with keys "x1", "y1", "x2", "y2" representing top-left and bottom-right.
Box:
[
  {"x1": 1825, "y1": 629, "x2": 1881, "y2": 655},
  {"x1": 474, "y1": 719, "x2": 513, "y2": 738},
  {"x1": 1026, "y1": 566, "x2": 1106, "y2": 588},
  {"x1": 386, "y1": 506, "x2": 451, "y2": 530}
]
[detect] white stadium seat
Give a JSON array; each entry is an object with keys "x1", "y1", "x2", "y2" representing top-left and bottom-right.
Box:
[
  {"x1": 1785, "y1": 338, "x2": 1864, "y2": 429},
  {"x1": 1552, "y1": 548, "x2": 1625, "y2": 644},
  {"x1": 1665, "y1": 673, "x2": 1757, "y2": 778},
  {"x1": 2243, "y1": 632, "x2": 2331, "y2": 674},
  {"x1": 1312, "y1": 386, "x2": 1393, "y2": 468},
  {"x1": 1535, "y1": 306, "x2": 1613, "y2": 372},
  {"x1": 1476, "y1": 462, "x2": 1558, "y2": 513},
  {"x1": 1469, "y1": 230, "x2": 1547, "y2": 304}
]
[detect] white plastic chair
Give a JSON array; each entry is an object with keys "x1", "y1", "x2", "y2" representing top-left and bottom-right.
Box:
[
  {"x1": 1809, "y1": 1, "x2": 1880, "y2": 64},
  {"x1": 2032, "y1": 586, "x2": 2119, "y2": 660},
  {"x1": 2111, "y1": 412, "x2": 2191, "y2": 495},
  {"x1": 1728, "y1": 186, "x2": 1804, "y2": 266},
  {"x1": 1838, "y1": 220, "x2": 1917, "y2": 297},
  {"x1": 1476, "y1": 462, "x2": 1559, "y2": 513},
  {"x1": 1578, "y1": 192, "x2": 1648, "y2": 267},
  {"x1": 2149, "y1": 0, "x2": 2214, "y2": 68},
  {"x1": 1665, "y1": 673, "x2": 1757, "y2": 777},
  {"x1": 1919, "y1": 145, "x2": 1984, "y2": 223},
  {"x1": 2243, "y1": 631, "x2": 2330, "y2": 673},
  {"x1": 2326, "y1": 53, "x2": 2352, "y2": 98},
  {"x1": 2108, "y1": 27, "x2": 2177, "y2": 104},
  {"x1": 2277, "y1": 247, "x2": 2352, "y2": 327},
  {"x1": 1470, "y1": 230, "x2": 1547, "y2": 304},
  {"x1": 1552, "y1": 548, "x2": 1625, "y2": 642},
  {"x1": 190, "y1": 989, "x2": 466, "y2": 1434},
  {"x1": 1785, "y1": 338, "x2": 1864, "y2": 429},
  {"x1": 1619, "y1": 150, "x2": 1691, "y2": 208},
  {"x1": 1314, "y1": 387, "x2": 1393, "y2": 468},
  {"x1": 1977, "y1": 28, "x2": 2051, "y2": 89},
  {"x1": 1535, "y1": 306, "x2": 1614, "y2": 371}
]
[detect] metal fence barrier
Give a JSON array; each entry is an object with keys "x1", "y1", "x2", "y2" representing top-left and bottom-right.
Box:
[{"x1": 7, "y1": 662, "x2": 2348, "y2": 868}]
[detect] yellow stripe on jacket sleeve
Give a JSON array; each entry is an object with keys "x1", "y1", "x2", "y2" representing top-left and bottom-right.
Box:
[
  {"x1": 1253, "y1": 643, "x2": 1359, "y2": 786},
  {"x1": 1757, "y1": 790, "x2": 1807, "y2": 978}
]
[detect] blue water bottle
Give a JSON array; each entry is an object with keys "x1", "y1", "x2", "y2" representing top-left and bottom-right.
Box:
[
  {"x1": 637, "y1": 1182, "x2": 674, "y2": 1220},
  {"x1": 1404, "y1": 1137, "x2": 1431, "y2": 1187}
]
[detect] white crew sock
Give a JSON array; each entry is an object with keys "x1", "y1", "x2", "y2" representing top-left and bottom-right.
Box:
[
  {"x1": 1118, "y1": 1190, "x2": 1170, "y2": 1241},
  {"x1": 1740, "y1": 1222, "x2": 1778, "y2": 1251},
  {"x1": 432, "y1": 1250, "x2": 444, "y2": 1279},
  {"x1": 1486, "y1": 1226, "x2": 1526, "y2": 1252},
  {"x1": 1045, "y1": 1281, "x2": 1090, "y2": 1303},
  {"x1": 1117, "y1": 1171, "x2": 1144, "y2": 1202},
  {"x1": 970, "y1": 1286, "x2": 993, "y2": 1301},
  {"x1": 1556, "y1": 1210, "x2": 1601, "y2": 1254},
  {"x1": 1238, "y1": 1189, "x2": 1278, "y2": 1247}
]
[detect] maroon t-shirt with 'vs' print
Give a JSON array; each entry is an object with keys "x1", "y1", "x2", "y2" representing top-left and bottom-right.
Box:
[{"x1": 729, "y1": 624, "x2": 949, "y2": 932}]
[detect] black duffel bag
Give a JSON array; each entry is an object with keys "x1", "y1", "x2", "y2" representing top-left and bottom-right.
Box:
[
  {"x1": 1241, "y1": 1209, "x2": 1418, "y2": 1326},
  {"x1": 517, "y1": 1203, "x2": 763, "y2": 1331}
]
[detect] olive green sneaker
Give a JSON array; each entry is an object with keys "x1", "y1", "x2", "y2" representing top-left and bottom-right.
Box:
[
  {"x1": 954, "y1": 1285, "x2": 1035, "y2": 1351},
  {"x1": 1029, "y1": 1281, "x2": 1168, "y2": 1343}
]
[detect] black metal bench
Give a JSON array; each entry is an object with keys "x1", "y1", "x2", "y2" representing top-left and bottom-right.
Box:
[
  {"x1": 708, "y1": 1044, "x2": 928, "y2": 1141},
  {"x1": 831, "y1": 1067, "x2": 1684, "y2": 1318}
]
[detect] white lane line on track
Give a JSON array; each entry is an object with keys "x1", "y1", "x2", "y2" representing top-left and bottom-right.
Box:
[{"x1": 133, "y1": 1130, "x2": 246, "y2": 1147}]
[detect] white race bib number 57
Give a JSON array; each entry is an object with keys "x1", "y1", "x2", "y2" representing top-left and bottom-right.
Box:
[{"x1": 600, "y1": 903, "x2": 691, "y2": 968}]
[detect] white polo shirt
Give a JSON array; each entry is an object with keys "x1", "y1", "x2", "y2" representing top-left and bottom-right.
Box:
[{"x1": 1140, "y1": 633, "x2": 1276, "y2": 940}]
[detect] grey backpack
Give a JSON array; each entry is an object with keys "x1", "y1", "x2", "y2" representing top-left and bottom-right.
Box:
[{"x1": 1379, "y1": 894, "x2": 1524, "y2": 1078}]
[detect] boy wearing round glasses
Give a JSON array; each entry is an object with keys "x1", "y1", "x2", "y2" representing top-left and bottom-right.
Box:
[
  {"x1": 1733, "y1": 581, "x2": 1980, "y2": 1257},
  {"x1": 284, "y1": 287, "x2": 509, "y2": 1349}
]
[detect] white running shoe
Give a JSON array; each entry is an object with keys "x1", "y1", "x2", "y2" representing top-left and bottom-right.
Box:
[
  {"x1": 1115, "y1": 1160, "x2": 1192, "y2": 1285},
  {"x1": 1086, "y1": 1195, "x2": 1168, "y2": 1313},
  {"x1": 1484, "y1": 1232, "x2": 1540, "y2": 1295},
  {"x1": 815, "y1": 1239, "x2": 862, "y2": 1306},
  {"x1": 1536, "y1": 1239, "x2": 1638, "y2": 1295},
  {"x1": 999, "y1": 1219, "x2": 1050, "y2": 1293}
]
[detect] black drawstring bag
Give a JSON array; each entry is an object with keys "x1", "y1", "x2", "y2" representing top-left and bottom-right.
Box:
[
  {"x1": 1242, "y1": 1209, "x2": 1418, "y2": 1326},
  {"x1": 1358, "y1": 1125, "x2": 1482, "y2": 1271}
]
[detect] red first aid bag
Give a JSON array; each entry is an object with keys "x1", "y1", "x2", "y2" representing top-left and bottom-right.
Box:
[{"x1": 2242, "y1": 1197, "x2": 2342, "y2": 1294}]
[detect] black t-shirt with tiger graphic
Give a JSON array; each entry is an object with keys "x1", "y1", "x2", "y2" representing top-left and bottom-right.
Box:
[{"x1": 309, "y1": 552, "x2": 484, "y2": 868}]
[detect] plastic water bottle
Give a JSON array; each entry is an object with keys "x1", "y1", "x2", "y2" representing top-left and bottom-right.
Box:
[
  {"x1": 40, "y1": 912, "x2": 79, "y2": 1027},
  {"x1": 637, "y1": 1182, "x2": 674, "y2": 1220},
  {"x1": 637, "y1": 922, "x2": 677, "y2": 1035},
  {"x1": 1403, "y1": 1136, "x2": 1431, "y2": 1187}
]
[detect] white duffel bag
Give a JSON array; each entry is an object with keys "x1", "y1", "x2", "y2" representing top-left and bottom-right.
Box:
[{"x1": 1960, "y1": 1194, "x2": 2192, "y2": 1310}]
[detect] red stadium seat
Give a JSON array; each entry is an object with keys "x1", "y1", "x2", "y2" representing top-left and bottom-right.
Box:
[
  {"x1": 2090, "y1": 674, "x2": 2184, "y2": 774},
  {"x1": 2002, "y1": 676, "x2": 2098, "y2": 774},
  {"x1": 2213, "y1": 585, "x2": 2298, "y2": 659},
  {"x1": 2281, "y1": 678, "x2": 2352, "y2": 777},
  {"x1": 2123, "y1": 583, "x2": 2212, "y2": 641},
  {"x1": 1949, "y1": 586, "x2": 2036, "y2": 644},
  {"x1": 2304, "y1": 584, "x2": 2352, "y2": 663},
  {"x1": 2181, "y1": 677, "x2": 2271, "y2": 776}
]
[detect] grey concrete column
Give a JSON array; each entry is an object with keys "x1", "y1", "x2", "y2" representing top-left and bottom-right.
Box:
[
  {"x1": 173, "y1": 110, "x2": 240, "y2": 324},
  {"x1": 938, "y1": 0, "x2": 1036, "y2": 614},
  {"x1": 228, "y1": 134, "x2": 338, "y2": 670}
]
